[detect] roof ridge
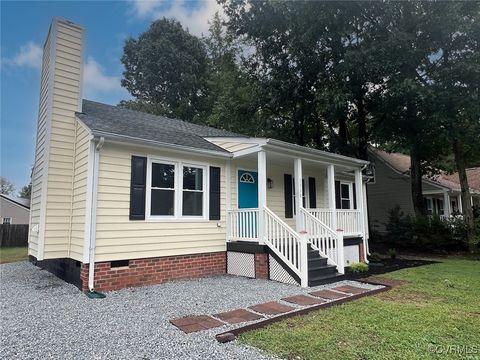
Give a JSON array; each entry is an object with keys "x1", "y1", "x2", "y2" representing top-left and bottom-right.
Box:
[{"x1": 80, "y1": 99, "x2": 243, "y2": 137}]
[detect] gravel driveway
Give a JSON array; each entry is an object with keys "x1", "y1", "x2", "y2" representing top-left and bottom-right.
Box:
[{"x1": 0, "y1": 262, "x2": 380, "y2": 360}]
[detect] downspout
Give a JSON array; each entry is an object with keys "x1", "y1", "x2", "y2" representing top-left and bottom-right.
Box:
[
  {"x1": 88, "y1": 136, "x2": 104, "y2": 293},
  {"x1": 360, "y1": 164, "x2": 370, "y2": 259}
]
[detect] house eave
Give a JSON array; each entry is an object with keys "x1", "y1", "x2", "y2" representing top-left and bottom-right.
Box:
[{"x1": 91, "y1": 130, "x2": 233, "y2": 159}]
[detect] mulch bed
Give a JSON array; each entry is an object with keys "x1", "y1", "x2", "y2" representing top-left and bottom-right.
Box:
[{"x1": 345, "y1": 258, "x2": 437, "y2": 280}]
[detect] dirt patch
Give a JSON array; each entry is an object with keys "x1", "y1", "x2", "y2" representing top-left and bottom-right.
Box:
[
  {"x1": 362, "y1": 276, "x2": 409, "y2": 288},
  {"x1": 378, "y1": 290, "x2": 437, "y2": 305}
]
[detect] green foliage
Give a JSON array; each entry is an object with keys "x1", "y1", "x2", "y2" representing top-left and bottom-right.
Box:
[
  {"x1": 19, "y1": 183, "x2": 31, "y2": 199},
  {"x1": 367, "y1": 252, "x2": 382, "y2": 263},
  {"x1": 121, "y1": 18, "x2": 209, "y2": 122},
  {"x1": 385, "y1": 206, "x2": 414, "y2": 245},
  {"x1": 388, "y1": 248, "x2": 397, "y2": 260},
  {"x1": 348, "y1": 262, "x2": 369, "y2": 273},
  {"x1": 384, "y1": 206, "x2": 473, "y2": 252}
]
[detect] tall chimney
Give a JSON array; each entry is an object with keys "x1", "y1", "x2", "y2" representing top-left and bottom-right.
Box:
[{"x1": 29, "y1": 18, "x2": 85, "y2": 261}]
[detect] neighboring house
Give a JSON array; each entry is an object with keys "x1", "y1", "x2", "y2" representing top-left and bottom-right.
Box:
[
  {"x1": 367, "y1": 147, "x2": 480, "y2": 234},
  {"x1": 28, "y1": 18, "x2": 371, "y2": 292},
  {"x1": 0, "y1": 194, "x2": 30, "y2": 225}
]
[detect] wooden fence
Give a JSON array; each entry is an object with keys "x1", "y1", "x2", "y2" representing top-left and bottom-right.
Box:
[{"x1": 0, "y1": 224, "x2": 29, "y2": 247}]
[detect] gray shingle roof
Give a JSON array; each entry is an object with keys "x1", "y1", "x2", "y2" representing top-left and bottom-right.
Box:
[
  {"x1": 76, "y1": 100, "x2": 245, "y2": 153},
  {"x1": 0, "y1": 194, "x2": 30, "y2": 209}
]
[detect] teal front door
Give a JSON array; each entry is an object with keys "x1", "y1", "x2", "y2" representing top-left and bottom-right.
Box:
[
  {"x1": 238, "y1": 170, "x2": 258, "y2": 238},
  {"x1": 238, "y1": 170, "x2": 258, "y2": 208}
]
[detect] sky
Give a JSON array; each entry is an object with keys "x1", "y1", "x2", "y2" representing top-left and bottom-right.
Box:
[{"x1": 1, "y1": 0, "x2": 221, "y2": 194}]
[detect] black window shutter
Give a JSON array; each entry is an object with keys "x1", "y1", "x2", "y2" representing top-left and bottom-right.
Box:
[
  {"x1": 335, "y1": 180, "x2": 341, "y2": 209},
  {"x1": 308, "y1": 177, "x2": 316, "y2": 208},
  {"x1": 130, "y1": 156, "x2": 147, "y2": 220},
  {"x1": 353, "y1": 184, "x2": 357, "y2": 209},
  {"x1": 209, "y1": 166, "x2": 221, "y2": 220},
  {"x1": 284, "y1": 174, "x2": 293, "y2": 218}
]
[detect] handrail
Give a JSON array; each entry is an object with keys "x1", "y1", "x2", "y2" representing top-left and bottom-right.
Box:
[
  {"x1": 263, "y1": 207, "x2": 304, "y2": 281},
  {"x1": 300, "y1": 207, "x2": 344, "y2": 273}
]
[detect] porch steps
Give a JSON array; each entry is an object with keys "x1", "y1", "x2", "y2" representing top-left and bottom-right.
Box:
[{"x1": 307, "y1": 245, "x2": 344, "y2": 287}]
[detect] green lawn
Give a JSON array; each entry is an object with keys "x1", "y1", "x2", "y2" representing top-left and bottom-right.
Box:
[
  {"x1": 0, "y1": 247, "x2": 28, "y2": 264},
  {"x1": 240, "y1": 259, "x2": 480, "y2": 360}
]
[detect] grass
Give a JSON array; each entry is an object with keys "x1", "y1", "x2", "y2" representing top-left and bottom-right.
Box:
[
  {"x1": 240, "y1": 258, "x2": 480, "y2": 360},
  {"x1": 0, "y1": 247, "x2": 28, "y2": 264}
]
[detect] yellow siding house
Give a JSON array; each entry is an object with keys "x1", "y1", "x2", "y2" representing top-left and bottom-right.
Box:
[{"x1": 29, "y1": 18, "x2": 371, "y2": 292}]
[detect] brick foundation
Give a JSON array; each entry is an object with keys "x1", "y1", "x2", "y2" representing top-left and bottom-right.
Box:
[
  {"x1": 80, "y1": 252, "x2": 226, "y2": 292},
  {"x1": 254, "y1": 253, "x2": 269, "y2": 279}
]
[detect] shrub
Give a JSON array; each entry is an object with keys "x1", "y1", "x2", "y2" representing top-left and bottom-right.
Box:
[
  {"x1": 384, "y1": 206, "x2": 470, "y2": 252},
  {"x1": 388, "y1": 248, "x2": 397, "y2": 259},
  {"x1": 367, "y1": 252, "x2": 382, "y2": 263},
  {"x1": 385, "y1": 206, "x2": 413, "y2": 247},
  {"x1": 349, "y1": 262, "x2": 369, "y2": 273}
]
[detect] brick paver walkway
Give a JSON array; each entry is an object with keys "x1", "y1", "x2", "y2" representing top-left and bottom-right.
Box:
[{"x1": 170, "y1": 284, "x2": 377, "y2": 333}]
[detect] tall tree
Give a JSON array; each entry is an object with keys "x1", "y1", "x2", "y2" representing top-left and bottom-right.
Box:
[
  {"x1": 427, "y1": 1, "x2": 480, "y2": 249},
  {"x1": 121, "y1": 18, "x2": 209, "y2": 122},
  {"x1": 19, "y1": 182, "x2": 32, "y2": 199},
  {"x1": 203, "y1": 12, "x2": 263, "y2": 135},
  {"x1": 0, "y1": 177, "x2": 15, "y2": 195}
]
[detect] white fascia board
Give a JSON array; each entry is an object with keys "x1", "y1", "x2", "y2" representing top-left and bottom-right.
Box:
[
  {"x1": 231, "y1": 145, "x2": 262, "y2": 158},
  {"x1": 204, "y1": 136, "x2": 267, "y2": 145},
  {"x1": 92, "y1": 132, "x2": 233, "y2": 159},
  {"x1": 264, "y1": 140, "x2": 369, "y2": 168}
]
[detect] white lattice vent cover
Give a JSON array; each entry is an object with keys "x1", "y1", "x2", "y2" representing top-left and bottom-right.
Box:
[
  {"x1": 227, "y1": 252, "x2": 255, "y2": 278},
  {"x1": 269, "y1": 255, "x2": 299, "y2": 286}
]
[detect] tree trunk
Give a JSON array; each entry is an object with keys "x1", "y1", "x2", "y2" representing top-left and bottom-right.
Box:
[
  {"x1": 356, "y1": 90, "x2": 368, "y2": 160},
  {"x1": 410, "y1": 146, "x2": 426, "y2": 217},
  {"x1": 452, "y1": 137, "x2": 476, "y2": 252}
]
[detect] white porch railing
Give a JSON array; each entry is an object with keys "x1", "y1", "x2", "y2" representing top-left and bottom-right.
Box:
[
  {"x1": 307, "y1": 208, "x2": 362, "y2": 236},
  {"x1": 300, "y1": 208, "x2": 344, "y2": 274},
  {"x1": 263, "y1": 207, "x2": 307, "y2": 285},
  {"x1": 226, "y1": 208, "x2": 259, "y2": 241},
  {"x1": 337, "y1": 210, "x2": 362, "y2": 235}
]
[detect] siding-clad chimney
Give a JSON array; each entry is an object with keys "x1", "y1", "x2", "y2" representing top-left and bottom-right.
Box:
[{"x1": 29, "y1": 18, "x2": 85, "y2": 261}]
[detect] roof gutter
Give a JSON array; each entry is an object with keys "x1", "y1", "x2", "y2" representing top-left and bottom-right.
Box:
[{"x1": 91, "y1": 130, "x2": 232, "y2": 159}]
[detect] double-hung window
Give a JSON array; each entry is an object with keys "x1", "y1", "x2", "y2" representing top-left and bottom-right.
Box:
[
  {"x1": 2, "y1": 217, "x2": 11, "y2": 225},
  {"x1": 340, "y1": 182, "x2": 351, "y2": 209},
  {"x1": 147, "y1": 158, "x2": 207, "y2": 220},
  {"x1": 150, "y1": 162, "x2": 176, "y2": 216},
  {"x1": 182, "y1": 166, "x2": 204, "y2": 216}
]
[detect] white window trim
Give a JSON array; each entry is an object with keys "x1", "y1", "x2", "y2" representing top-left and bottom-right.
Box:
[
  {"x1": 339, "y1": 181, "x2": 353, "y2": 210},
  {"x1": 146, "y1": 156, "x2": 209, "y2": 222},
  {"x1": 2, "y1": 217, "x2": 12, "y2": 225}
]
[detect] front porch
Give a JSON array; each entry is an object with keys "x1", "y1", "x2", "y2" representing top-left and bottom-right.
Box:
[{"x1": 220, "y1": 142, "x2": 370, "y2": 287}]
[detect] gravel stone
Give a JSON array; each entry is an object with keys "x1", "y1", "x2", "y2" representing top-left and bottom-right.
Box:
[{"x1": 0, "y1": 262, "x2": 383, "y2": 360}]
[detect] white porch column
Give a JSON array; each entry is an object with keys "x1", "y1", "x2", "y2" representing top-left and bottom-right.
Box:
[
  {"x1": 458, "y1": 194, "x2": 463, "y2": 214},
  {"x1": 355, "y1": 168, "x2": 365, "y2": 237},
  {"x1": 443, "y1": 191, "x2": 450, "y2": 217},
  {"x1": 327, "y1": 164, "x2": 337, "y2": 230},
  {"x1": 294, "y1": 158, "x2": 303, "y2": 231},
  {"x1": 225, "y1": 160, "x2": 232, "y2": 241},
  {"x1": 257, "y1": 151, "x2": 267, "y2": 244}
]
